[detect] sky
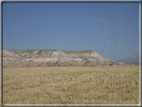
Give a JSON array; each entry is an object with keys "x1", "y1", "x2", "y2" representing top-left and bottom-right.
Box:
[{"x1": 3, "y1": 2, "x2": 139, "y2": 61}]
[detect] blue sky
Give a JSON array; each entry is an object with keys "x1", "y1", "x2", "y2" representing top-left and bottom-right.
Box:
[{"x1": 3, "y1": 3, "x2": 139, "y2": 61}]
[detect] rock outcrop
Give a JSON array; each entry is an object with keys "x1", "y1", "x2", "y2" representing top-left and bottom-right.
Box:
[{"x1": 2, "y1": 49, "x2": 129, "y2": 68}]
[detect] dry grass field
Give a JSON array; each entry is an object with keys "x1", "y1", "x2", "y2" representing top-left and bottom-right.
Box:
[{"x1": 3, "y1": 66, "x2": 139, "y2": 104}]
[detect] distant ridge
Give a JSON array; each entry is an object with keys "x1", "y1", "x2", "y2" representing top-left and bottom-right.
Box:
[
  {"x1": 115, "y1": 53, "x2": 139, "y2": 64},
  {"x1": 2, "y1": 49, "x2": 135, "y2": 68}
]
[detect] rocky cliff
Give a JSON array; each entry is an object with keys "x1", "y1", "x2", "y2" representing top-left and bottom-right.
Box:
[{"x1": 2, "y1": 49, "x2": 128, "y2": 68}]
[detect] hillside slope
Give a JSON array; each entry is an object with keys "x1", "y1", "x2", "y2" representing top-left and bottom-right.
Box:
[
  {"x1": 115, "y1": 53, "x2": 139, "y2": 64},
  {"x1": 2, "y1": 49, "x2": 130, "y2": 68}
]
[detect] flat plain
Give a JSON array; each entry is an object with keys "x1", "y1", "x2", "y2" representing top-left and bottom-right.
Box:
[{"x1": 3, "y1": 66, "x2": 139, "y2": 104}]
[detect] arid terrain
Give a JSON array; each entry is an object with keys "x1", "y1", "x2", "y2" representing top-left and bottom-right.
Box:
[
  {"x1": 3, "y1": 66, "x2": 139, "y2": 104},
  {"x1": 2, "y1": 49, "x2": 132, "y2": 68}
]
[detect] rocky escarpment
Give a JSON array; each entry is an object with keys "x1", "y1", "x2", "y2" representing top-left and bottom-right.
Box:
[{"x1": 2, "y1": 49, "x2": 128, "y2": 68}]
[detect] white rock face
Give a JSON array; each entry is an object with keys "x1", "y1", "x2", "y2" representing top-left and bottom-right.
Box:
[
  {"x1": 31, "y1": 58, "x2": 59, "y2": 62},
  {"x1": 3, "y1": 49, "x2": 15, "y2": 57},
  {"x1": 2, "y1": 49, "x2": 119, "y2": 68},
  {"x1": 50, "y1": 50, "x2": 67, "y2": 57}
]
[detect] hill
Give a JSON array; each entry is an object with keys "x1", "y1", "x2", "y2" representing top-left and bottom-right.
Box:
[
  {"x1": 2, "y1": 49, "x2": 132, "y2": 68},
  {"x1": 115, "y1": 53, "x2": 139, "y2": 65}
]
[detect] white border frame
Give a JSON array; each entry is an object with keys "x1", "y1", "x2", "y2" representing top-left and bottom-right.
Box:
[{"x1": 1, "y1": 0, "x2": 141, "y2": 106}]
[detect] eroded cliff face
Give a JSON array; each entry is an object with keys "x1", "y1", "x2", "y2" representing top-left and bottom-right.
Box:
[{"x1": 2, "y1": 49, "x2": 126, "y2": 68}]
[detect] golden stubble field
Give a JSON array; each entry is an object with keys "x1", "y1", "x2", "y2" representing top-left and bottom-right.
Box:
[{"x1": 3, "y1": 66, "x2": 139, "y2": 104}]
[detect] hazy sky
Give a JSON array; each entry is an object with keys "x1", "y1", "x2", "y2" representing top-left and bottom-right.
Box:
[{"x1": 3, "y1": 3, "x2": 139, "y2": 61}]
